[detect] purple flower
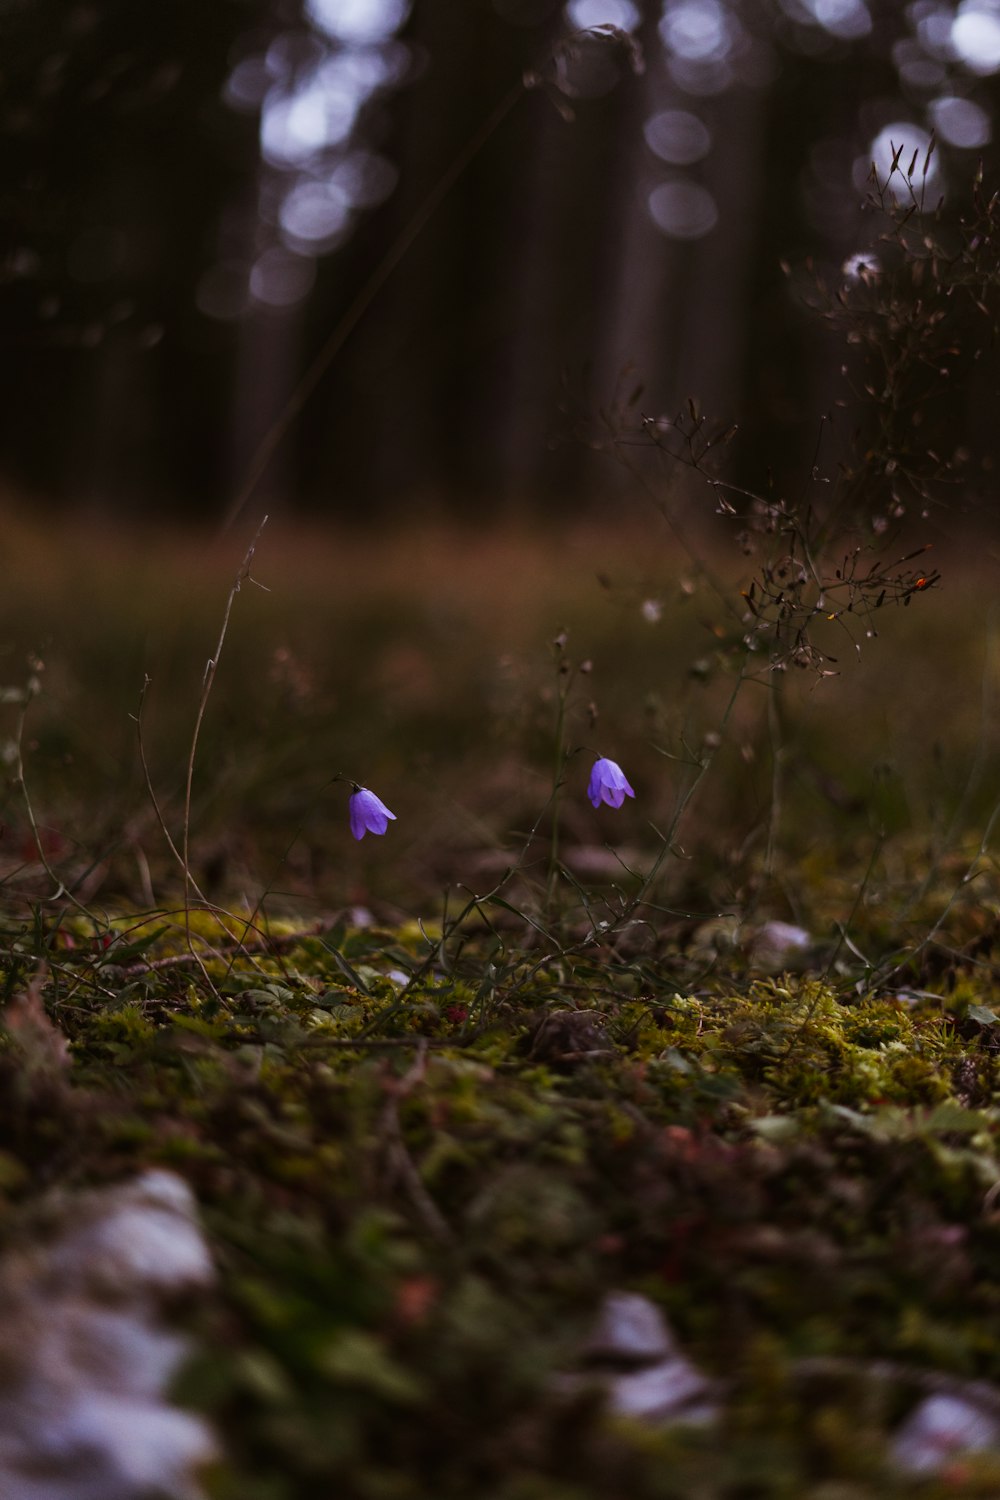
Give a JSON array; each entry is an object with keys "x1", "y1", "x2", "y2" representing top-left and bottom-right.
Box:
[
  {"x1": 349, "y1": 786, "x2": 397, "y2": 840},
  {"x1": 587, "y1": 757, "x2": 635, "y2": 810}
]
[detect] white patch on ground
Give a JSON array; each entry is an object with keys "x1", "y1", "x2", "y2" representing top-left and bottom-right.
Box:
[
  {"x1": 0, "y1": 1170, "x2": 217, "y2": 1500},
  {"x1": 554, "y1": 1289, "x2": 722, "y2": 1428},
  {"x1": 891, "y1": 1393, "x2": 1000, "y2": 1475}
]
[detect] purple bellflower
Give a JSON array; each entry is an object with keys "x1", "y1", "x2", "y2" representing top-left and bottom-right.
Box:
[
  {"x1": 587, "y1": 757, "x2": 635, "y2": 810},
  {"x1": 349, "y1": 786, "x2": 397, "y2": 840}
]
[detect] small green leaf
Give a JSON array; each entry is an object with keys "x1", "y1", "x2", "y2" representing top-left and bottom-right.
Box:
[
  {"x1": 326, "y1": 947, "x2": 373, "y2": 995},
  {"x1": 750, "y1": 1114, "x2": 799, "y2": 1143},
  {"x1": 316, "y1": 1330, "x2": 425, "y2": 1405}
]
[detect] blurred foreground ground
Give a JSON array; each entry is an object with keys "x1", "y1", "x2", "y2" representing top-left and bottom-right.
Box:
[
  {"x1": 1, "y1": 504, "x2": 996, "y2": 928},
  {"x1": 6, "y1": 505, "x2": 1000, "y2": 1499}
]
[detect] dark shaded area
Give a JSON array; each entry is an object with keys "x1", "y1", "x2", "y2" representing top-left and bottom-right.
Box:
[
  {"x1": 0, "y1": 0, "x2": 278, "y2": 515},
  {"x1": 1, "y1": 1, "x2": 1000, "y2": 522}
]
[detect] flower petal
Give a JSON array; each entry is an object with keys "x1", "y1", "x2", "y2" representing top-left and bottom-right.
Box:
[
  {"x1": 349, "y1": 787, "x2": 397, "y2": 840},
  {"x1": 588, "y1": 757, "x2": 635, "y2": 810}
]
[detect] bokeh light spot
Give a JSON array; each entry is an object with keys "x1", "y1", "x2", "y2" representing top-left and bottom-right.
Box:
[
  {"x1": 261, "y1": 82, "x2": 358, "y2": 166},
  {"x1": 644, "y1": 108, "x2": 712, "y2": 164},
  {"x1": 951, "y1": 2, "x2": 1000, "y2": 74},
  {"x1": 306, "y1": 0, "x2": 410, "y2": 44},
  {"x1": 659, "y1": 0, "x2": 732, "y2": 62},
  {"x1": 648, "y1": 180, "x2": 719, "y2": 238},
  {"x1": 223, "y1": 56, "x2": 274, "y2": 113},
  {"x1": 330, "y1": 151, "x2": 398, "y2": 207},
  {"x1": 916, "y1": 7, "x2": 958, "y2": 60},
  {"x1": 930, "y1": 93, "x2": 992, "y2": 147},
  {"x1": 864, "y1": 122, "x2": 940, "y2": 190},
  {"x1": 806, "y1": 0, "x2": 872, "y2": 40},
  {"x1": 249, "y1": 247, "x2": 316, "y2": 308},
  {"x1": 566, "y1": 0, "x2": 641, "y2": 27},
  {"x1": 279, "y1": 180, "x2": 352, "y2": 252},
  {"x1": 892, "y1": 37, "x2": 947, "y2": 91}
]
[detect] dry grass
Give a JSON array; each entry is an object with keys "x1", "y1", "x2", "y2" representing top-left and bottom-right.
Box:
[{"x1": 0, "y1": 502, "x2": 996, "y2": 922}]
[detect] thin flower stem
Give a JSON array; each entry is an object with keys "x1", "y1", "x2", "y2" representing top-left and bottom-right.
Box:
[
  {"x1": 178, "y1": 517, "x2": 269, "y2": 986},
  {"x1": 545, "y1": 660, "x2": 573, "y2": 920},
  {"x1": 764, "y1": 675, "x2": 787, "y2": 885},
  {"x1": 626, "y1": 665, "x2": 750, "y2": 918},
  {"x1": 13, "y1": 692, "x2": 100, "y2": 930},
  {"x1": 134, "y1": 675, "x2": 207, "y2": 904}
]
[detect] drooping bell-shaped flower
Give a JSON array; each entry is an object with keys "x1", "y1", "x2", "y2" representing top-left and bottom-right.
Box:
[
  {"x1": 587, "y1": 757, "x2": 635, "y2": 810},
  {"x1": 349, "y1": 786, "x2": 397, "y2": 840}
]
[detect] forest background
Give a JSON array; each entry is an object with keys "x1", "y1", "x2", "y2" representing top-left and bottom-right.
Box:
[{"x1": 3, "y1": 0, "x2": 999, "y2": 526}]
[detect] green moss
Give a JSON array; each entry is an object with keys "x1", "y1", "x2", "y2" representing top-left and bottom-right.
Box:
[{"x1": 4, "y1": 901, "x2": 1000, "y2": 1498}]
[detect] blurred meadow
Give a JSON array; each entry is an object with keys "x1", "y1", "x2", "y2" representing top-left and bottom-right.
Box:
[{"x1": 2, "y1": 496, "x2": 998, "y2": 952}]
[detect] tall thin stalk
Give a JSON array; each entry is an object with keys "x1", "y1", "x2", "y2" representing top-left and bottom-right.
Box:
[{"x1": 180, "y1": 517, "x2": 269, "y2": 959}]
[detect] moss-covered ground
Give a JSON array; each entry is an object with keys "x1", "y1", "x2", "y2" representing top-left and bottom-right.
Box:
[{"x1": 3, "y1": 512, "x2": 1000, "y2": 1496}]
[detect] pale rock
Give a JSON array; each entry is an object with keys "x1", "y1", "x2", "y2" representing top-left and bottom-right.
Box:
[
  {"x1": 557, "y1": 1289, "x2": 721, "y2": 1429},
  {"x1": 606, "y1": 1358, "x2": 719, "y2": 1425},
  {"x1": 0, "y1": 1169, "x2": 218, "y2": 1500},
  {"x1": 748, "y1": 920, "x2": 811, "y2": 970},
  {"x1": 891, "y1": 1393, "x2": 1000, "y2": 1475},
  {"x1": 581, "y1": 1289, "x2": 676, "y2": 1363}
]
